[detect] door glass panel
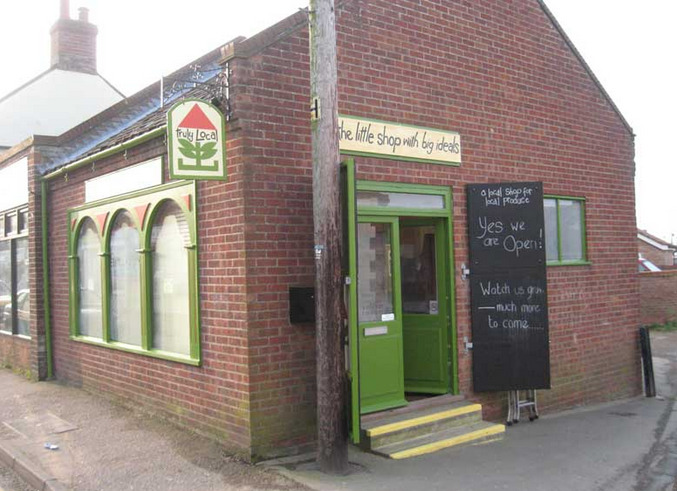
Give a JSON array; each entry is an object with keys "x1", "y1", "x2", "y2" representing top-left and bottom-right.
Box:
[
  {"x1": 358, "y1": 223, "x2": 394, "y2": 323},
  {"x1": 400, "y1": 226, "x2": 437, "y2": 314},
  {"x1": 15, "y1": 238, "x2": 29, "y2": 336},
  {"x1": 0, "y1": 241, "x2": 11, "y2": 333},
  {"x1": 357, "y1": 191, "x2": 444, "y2": 210}
]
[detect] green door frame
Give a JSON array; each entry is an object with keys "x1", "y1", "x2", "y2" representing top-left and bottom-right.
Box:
[
  {"x1": 345, "y1": 172, "x2": 458, "y2": 443},
  {"x1": 342, "y1": 159, "x2": 361, "y2": 444}
]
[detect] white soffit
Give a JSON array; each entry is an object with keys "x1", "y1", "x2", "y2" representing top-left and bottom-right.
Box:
[
  {"x1": 85, "y1": 158, "x2": 163, "y2": 203},
  {"x1": 0, "y1": 70, "x2": 123, "y2": 148},
  {"x1": 0, "y1": 158, "x2": 28, "y2": 211},
  {"x1": 638, "y1": 233, "x2": 675, "y2": 251}
]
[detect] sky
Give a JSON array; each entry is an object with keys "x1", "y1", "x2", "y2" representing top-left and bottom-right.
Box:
[{"x1": 0, "y1": 1, "x2": 675, "y2": 242}]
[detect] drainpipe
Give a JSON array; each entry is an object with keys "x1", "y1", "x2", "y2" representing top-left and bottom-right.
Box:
[{"x1": 41, "y1": 179, "x2": 54, "y2": 379}]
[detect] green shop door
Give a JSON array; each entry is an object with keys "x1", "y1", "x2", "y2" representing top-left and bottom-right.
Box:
[
  {"x1": 346, "y1": 173, "x2": 458, "y2": 436},
  {"x1": 401, "y1": 219, "x2": 450, "y2": 394},
  {"x1": 357, "y1": 216, "x2": 407, "y2": 414},
  {"x1": 356, "y1": 217, "x2": 450, "y2": 414}
]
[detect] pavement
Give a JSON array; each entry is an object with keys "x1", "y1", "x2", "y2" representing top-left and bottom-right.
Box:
[
  {"x1": 1, "y1": 331, "x2": 677, "y2": 491},
  {"x1": 0, "y1": 373, "x2": 308, "y2": 491}
]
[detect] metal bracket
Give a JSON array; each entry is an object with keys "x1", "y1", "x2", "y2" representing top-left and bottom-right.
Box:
[
  {"x1": 160, "y1": 63, "x2": 232, "y2": 119},
  {"x1": 310, "y1": 97, "x2": 320, "y2": 120},
  {"x1": 461, "y1": 262, "x2": 470, "y2": 281}
]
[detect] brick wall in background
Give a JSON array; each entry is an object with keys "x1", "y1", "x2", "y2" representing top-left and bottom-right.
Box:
[
  {"x1": 639, "y1": 271, "x2": 677, "y2": 326},
  {"x1": 638, "y1": 239, "x2": 675, "y2": 268}
]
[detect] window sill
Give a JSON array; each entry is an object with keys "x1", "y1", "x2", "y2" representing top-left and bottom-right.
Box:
[
  {"x1": 546, "y1": 260, "x2": 591, "y2": 267},
  {"x1": 0, "y1": 331, "x2": 31, "y2": 340},
  {"x1": 70, "y1": 335, "x2": 200, "y2": 366}
]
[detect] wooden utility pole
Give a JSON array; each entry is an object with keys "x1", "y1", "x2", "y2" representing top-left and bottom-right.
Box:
[{"x1": 309, "y1": 0, "x2": 348, "y2": 475}]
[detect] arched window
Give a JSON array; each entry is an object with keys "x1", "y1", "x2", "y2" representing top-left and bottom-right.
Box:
[
  {"x1": 77, "y1": 219, "x2": 102, "y2": 338},
  {"x1": 109, "y1": 211, "x2": 141, "y2": 346},
  {"x1": 68, "y1": 181, "x2": 199, "y2": 364},
  {"x1": 150, "y1": 201, "x2": 190, "y2": 355}
]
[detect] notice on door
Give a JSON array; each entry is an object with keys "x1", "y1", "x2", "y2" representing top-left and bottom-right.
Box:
[{"x1": 466, "y1": 182, "x2": 550, "y2": 392}]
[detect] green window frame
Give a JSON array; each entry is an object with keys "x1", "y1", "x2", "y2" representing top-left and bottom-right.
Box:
[
  {"x1": 544, "y1": 195, "x2": 589, "y2": 266},
  {"x1": 0, "y1": 206, "x2": 30, "y2": 338},
  {"x1": 68, "y1": 180, "x2": 201, "y2": 365}
]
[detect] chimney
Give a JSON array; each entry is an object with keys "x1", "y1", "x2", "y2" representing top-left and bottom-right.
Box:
[{"x1": 50, "y1": 0, "x2": 98, "y2": 74}]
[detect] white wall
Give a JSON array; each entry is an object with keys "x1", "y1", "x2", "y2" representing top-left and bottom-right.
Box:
[
  {"x1": 0, "y1": 158, "x2": 28, "y2": 211},
  {"x1": 0, "y1": 69, "x2": 123, "y2": 148}
]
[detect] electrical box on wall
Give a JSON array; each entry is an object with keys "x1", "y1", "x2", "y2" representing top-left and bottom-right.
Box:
[{"x1": 289, "y1": 287, "x2": 315, "y2": 324}]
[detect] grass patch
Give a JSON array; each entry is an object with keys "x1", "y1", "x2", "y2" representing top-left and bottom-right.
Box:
[{"x1": 648, "y1": 320, "x2": 677, "y2": 332}]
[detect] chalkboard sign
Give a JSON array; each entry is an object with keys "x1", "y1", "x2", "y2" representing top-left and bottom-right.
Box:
[
  {"x1": 470, "y1": 270, "x2": 549, "y2": 390},
  {"x1": 467, "y1": 182, "x2": 550, "y2": 392},
  {"x1": 467, "y1": 182, "x2": 546, "y2": 271}
]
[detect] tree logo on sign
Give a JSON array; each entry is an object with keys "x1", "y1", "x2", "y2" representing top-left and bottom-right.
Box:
[{"x1": 167, "y1": 99, "x2": 227, "y2": 181}]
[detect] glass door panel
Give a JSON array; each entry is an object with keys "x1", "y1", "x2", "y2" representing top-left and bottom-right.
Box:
[
  {"x1": 357, "y1": 217, "x2": 406, "y2": 414},
  {"x1": 358, "y1": 223, "x2": 394, "y2": 323},
  {"x1": 401, "y1": 225, "x2": 437, "y2": 315},
  {"x1": 401, "y1": 219, "x2": 449, "y2": 394}
]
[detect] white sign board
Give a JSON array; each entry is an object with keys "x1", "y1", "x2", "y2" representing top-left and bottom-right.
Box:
[
  {"x1": 85, "y1": 158, "x2": 163, "y2": 203},
  {"x1": 0, "y1": 158, "x2": 28, "y2": 211},
  {"x1": 339, "y1": 116, "x2": 461, "y2": 165}
]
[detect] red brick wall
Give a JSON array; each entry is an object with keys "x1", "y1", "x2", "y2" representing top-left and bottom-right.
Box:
[
  {"x1": 234, "y1": 0, "x2": 640, "y2": 451},
  {"x1": 44, "y1": 0, "x2": 642, "y2": 459},
  {"x1": 231, "y1": 26, "x2": 318, "y2": 456},
  {"x1": 28, "y1": 148, "x2": 47, "y2": 380},
  {"x1": 46, "y1": 132, "x2": 256, "y2": 455},
  {"x1": 0, "y1": 335, "x2": 30, "y2": 371},
  {"x1": 639, "y1": 271, "x2": 677, "y2": 326},
  {"x1": 50, "y1": 18, "x2": 98, "y2": 74},
  {"x1": 638, "y1": 239, "x2": 674, "y2": 268}
]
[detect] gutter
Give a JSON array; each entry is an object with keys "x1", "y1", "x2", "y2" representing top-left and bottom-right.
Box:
[{"x1": 43, "y1": 126, "x2": 166, "y2": 181}]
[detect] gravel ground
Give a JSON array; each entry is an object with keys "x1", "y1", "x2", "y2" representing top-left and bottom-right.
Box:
[{"x1": 0, "y1": 461, "x2": 36, "y2": 491}]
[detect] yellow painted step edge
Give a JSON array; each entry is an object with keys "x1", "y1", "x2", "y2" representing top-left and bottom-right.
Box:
[
  {"x1": 388, "y1": 424, "x2": 505, "y2": 460},
  {"x1": 366, "y1": 404, "x2": 483, "y2": 437}
]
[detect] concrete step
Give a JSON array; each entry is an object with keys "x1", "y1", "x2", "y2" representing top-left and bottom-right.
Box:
[
  {"x1": 362, "y1": 401, "x2": 484, "y2": 449},
  {"x1": 371, "y1": 421, "x2": 505, "y2": 460},
  {"x1": 361, "y1": 394, "x2": 465, "y2": 425}
]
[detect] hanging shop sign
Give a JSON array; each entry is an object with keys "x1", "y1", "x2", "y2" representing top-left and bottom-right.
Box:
[
  {"x1": 338, "y1": 115, "x2": 461, "y2": 165},
  {"x1": 466, "y1": 181, "x2": 550, "y2": 392},
  {"x1": 167, "y1": 99, "x2": 227, "y2": 181}
]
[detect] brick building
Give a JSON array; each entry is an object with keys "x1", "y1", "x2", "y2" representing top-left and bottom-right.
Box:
[
  {"x1": 638, "y1": 229, "x2": 676, "y2": 268},
  {"x1": 7, "y1": 0, "x2": 641, "y2": 459}
]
